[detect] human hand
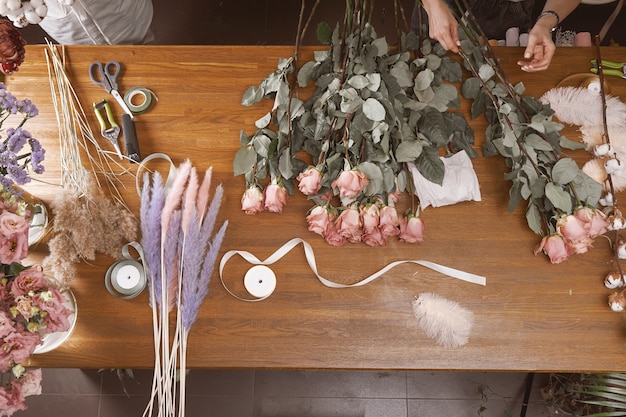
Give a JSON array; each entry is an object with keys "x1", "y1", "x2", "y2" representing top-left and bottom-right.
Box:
[
  {"x1": 517, "y1": 24, "x2": 556, "y2": 72},
  {"x1": 422, "y1": 0, "x2": 460, "y2": 53}
]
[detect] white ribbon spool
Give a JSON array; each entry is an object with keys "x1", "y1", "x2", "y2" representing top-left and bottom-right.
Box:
[
  {"x1": 219, "y1": 238, "x2": 486, "y2": 302},
  {"x1": 105, "y1": 241, "x2": 147, "y2": 299}
]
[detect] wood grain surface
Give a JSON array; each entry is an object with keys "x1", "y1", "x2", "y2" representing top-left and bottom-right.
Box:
[{"x1": 7, "y1": 44, "x2": 626, "y2": 371}]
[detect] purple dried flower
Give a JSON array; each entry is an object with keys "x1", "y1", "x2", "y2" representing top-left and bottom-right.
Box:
[
  {"x1": 140, "y1": 172, "x2": 164, "y2": 308},
  {"x1": 164, "y1": 209, "x2": 182, "y2": 312}
]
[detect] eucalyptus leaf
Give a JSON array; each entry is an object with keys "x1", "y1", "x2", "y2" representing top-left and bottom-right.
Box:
[
  {"x1": 233, "y1": 146, "x2": 257, "y2": 176},
  {"x1": 297, "y1": 61, "x2": 318, "y2": 87},
  {"x1": 414, "y1": 68, "x2": 434, "y2": 91},
  {"x1": 241, "y1": 85, "x2": 264, "y2": 106},
  {"x1": 526, "y1": 203, "x2": 543, "y2": 235},
  {"x1": 395, "y1": 140, "x2": 423, "y2": 162},
  {"x1": 372, "y1": 37, "x2": 389, "y2": 56},
  {"x1": 419, "y1": 108, "x2": 450, "y2": 146},
  {"x1": 362, "y1": 98, "x2": 386, "y2": 122},
  {"x1": 357, "y1": 161, "x2": 383, "y2": 196},
  {"x1": 348, "y1": 74, "x2": 370, "y2": 89},
  {"x1": 545, "y1": 182, "x2": 573, "y2": 212},
  {"x1": 552, "y1": 158, "x2": 580, "y2": 185},
  {"x1": 279, "y1": 147, "x2": 293, "y2": 179},
  {"x1": 390, "y1": 61, "x2": 414, "y2": 88},
  {"x1": 317, "y1": 21, "x2": 333, "y2": 44},
  {"x1": 255, "y1": 112, "x2": 272, "y2": 129},
  {"x1": 415, "y1": 146, "x2": 445, "y2": 185}
]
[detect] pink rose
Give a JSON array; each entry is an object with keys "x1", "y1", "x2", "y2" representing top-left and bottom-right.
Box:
[
  {"x1": 264, "y1": 183, "x2": 288, "y2": 213},
  {"x1": 10, "y1": 268, "x2": 46, "y2": 298},
  {"x1": 378, "y1": 205, "x2": 400, "y2": 237},
  {"x1": 0, "y1": 211, "x2": 28, "y2": 238},
  {"x1": 399, "y1": 215, "x2": 425, "y2": 243},
  {"x1": 331, "y1": 169, "x2": 369, "y2": 199},
  {"x1": 297, "y1": 167, "x2": 323, "y2": 195},
  {"x1": 360, "y1": 204, "x2": 380, "y2": 234},
  {"x1": 324, "y1": 222, "x2": 347, "y2": 246},
  {"x1": 14, "y1": 296, "x2": 34, "y2": 320},
  {"x1": 15, "y1": 368, "x2": 42, "y2": 398},
  {"x1": 241, "y1": 185, "x2": 264, "y2": 215},
  {"x1": 557, "y1": 214, "x2": 593, "y2": 254},
  {"x1": 363, "y1": 228, "x2": 387, "y2": 246},
  {"x1": 35, "y1": 287, "x2": 71, "y2": 334},
  {"x1": 306, "y1": 205, "x2": 332, "y2": 237},
  {"x1": 574, "y1": 206, "x2": 609, "y2": 238},
  {"x1": 0, "y1": 231, "x2": 28, "y2": 264},
  {"x1": 0, "y1": 311, "x2": 15, "y2": 338},
  {"x1": 335, "y1": 206, "x2": 362, "y2": 243},
  {"x1": 4, "y1": 330, "x2": 41, "y2": 364},
  {"x1": 534, "y1": 234, "x2": 573, "y2": 264}
]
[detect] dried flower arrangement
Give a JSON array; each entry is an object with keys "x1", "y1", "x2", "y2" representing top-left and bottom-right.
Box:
[
  {"x1": 0, "y1": 85, "x2": 73, "y2": 416},
  {"x1": 140, "y1": 160, "x2": 228, "y2": 417},
  {"x1": 42, "y1": 42, "x2": 138, "y2": 287},
  {"x1": 236, "y1": 0, "x2": 478, "y2": 247}
]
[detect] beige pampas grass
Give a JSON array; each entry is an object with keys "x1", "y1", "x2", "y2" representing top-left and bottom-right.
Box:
[
  {"x1": 412, "y1": 293, "x2": 474, "y2": 348},
  {"x1": 540, "y1": 87, "x2": 626, "y2": 128}
]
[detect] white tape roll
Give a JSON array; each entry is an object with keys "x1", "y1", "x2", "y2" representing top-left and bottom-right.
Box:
[{"x1": 243, "y1": 265, "x2": 277, "y2": 298}]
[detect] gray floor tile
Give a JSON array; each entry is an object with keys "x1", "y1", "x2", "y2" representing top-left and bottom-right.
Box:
[
  {"x1": 99, "y1": 395, "x2": 153, "y2": 417},
  {"x1": 186, "y1": 395, "x2": 255, "y2": 417},
  {"x1": 40, "y1": 368, "x2": 101, "y2": 395},
  {"x1": 17, "y1": 394, "x2": 100, "y2": 417},
  {"x1": 186, "y1": 369, "x2": 255, "y2": 397},
  {"x1": 255, "y1": 370, "x2": 407, "y2": 399},
  {"x1": 254, "y1": 397, "x2": 407, "y2": 417},
  {"x1": 100, "y1": 368, "x2": 154, "y2": 396}
]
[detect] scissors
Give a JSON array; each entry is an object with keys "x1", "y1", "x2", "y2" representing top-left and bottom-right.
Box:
[
  {"x1": 89, "y1": 61, "x2": 135, "y2": 118},
  {"x1": 590, "y1": 59, "x2": 626, "y2": 79}
]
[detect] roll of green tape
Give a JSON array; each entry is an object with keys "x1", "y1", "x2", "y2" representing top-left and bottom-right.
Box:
[{"x1": 124, "y1": 86, "x2": 157, "y2": 114}]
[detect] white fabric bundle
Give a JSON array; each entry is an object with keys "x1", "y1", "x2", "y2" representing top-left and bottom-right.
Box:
[
  {"x1": 408, "y1": 150, "x2": 482, "y2": 209},
  {"x1": 412, "y1": 292, "x2": 474, "y2": 348}
]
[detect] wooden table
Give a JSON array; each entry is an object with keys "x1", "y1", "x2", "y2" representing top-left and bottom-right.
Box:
[{"x1": 7, "y1": 44, "x2": 626, "y2": 372}]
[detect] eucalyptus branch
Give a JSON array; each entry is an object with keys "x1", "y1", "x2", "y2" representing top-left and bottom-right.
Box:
[{"x1": 459, "y1": 48, "x2": 543, "y2": 177}]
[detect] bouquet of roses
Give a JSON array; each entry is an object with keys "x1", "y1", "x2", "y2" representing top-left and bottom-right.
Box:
[{"x1": 0, "y1": 188, "x2": 72, "y2": 416}]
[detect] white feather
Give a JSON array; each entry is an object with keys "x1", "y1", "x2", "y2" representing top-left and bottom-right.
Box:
[
  {"x1": 540, "y1": 87, "x2": 626, "y2": 128},
  {"x1": 412, "y1": 293, "x2": 474, "y2": 348}
]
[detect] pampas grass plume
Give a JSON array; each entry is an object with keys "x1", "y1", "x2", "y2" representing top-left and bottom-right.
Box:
[
  {"x1": 412, "y1": 293, "x2": 474, "y2": 348},
  {"x1": 540, "y1": 87, "x2": 626, "y2": 128}
]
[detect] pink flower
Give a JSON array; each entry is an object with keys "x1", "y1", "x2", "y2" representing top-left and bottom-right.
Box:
[
  {"x1": 3, "y1": 330, "x2": 41, "y2": 365},
  {"x1": 0, "y1": 311, "x2": 15, "y2": 338},
  {"x1": 378, "y1": 205, "x2": 400, "y2": 237},
  {"x1": 15, "y1": 369, "x2": 42, "y2": 398},
  {"x1": 0, "y1": 211, "x2": 28, "y2": 238},
  {"x1": 297, "y1": 167, "x2": 322, "y2": 195},
  {"x1": 557, "y1": 214, "x2": 593, "y2": 254},
  {"x1": 306, "y1": 205, "x2": 332, "y2": 237},
  {"x1": 264, "y1": 183, "x2": 288, "y2": 213},
  {"x1": 399, "y1": 214, "x2": 425, "y2": 243},
  {"x1": 534, "y1": 234, "x2": 573, "y2": 264},
  {"x1": 574, "y1": 206, "x2": 609, "y2": 238},
  {"x1": 14, "y1": 296, "x2": 34, "y2": 320},
  {"x1": 10, "y1": 268, "x2": 46, "y2": 298},
  {"x1": 363, "y1": 228, "x2": 387, "y2": 246},
  {"x1": 331, "y1": 169, "x2": 369, "y2": 199},
  {"x1": 34, "y1": 287, "x2": 71, "y2": 334},
  {"x1": 0, "y1": 232, "x2": 28, "y2": 264},
  {"x1": 335, "y1": 206, "x2": 362, "y2": 243},
  {"x1": 241, "y1": 185, "x2": 264, "y2": 215},
  {"x1": 324, "y1": 222, "x2": 346, "y2": 246},
  {"x1": 360, "y1": 204, "x2": 380, "y2": 234}
]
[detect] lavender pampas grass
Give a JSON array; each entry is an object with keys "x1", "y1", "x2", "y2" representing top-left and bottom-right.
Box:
[
  {"x1": 140, "y1": 160, "x2": 228, "y2": 417},
  {"x1": 412, "y1": 293, "x2": 474, "y2": 348}
]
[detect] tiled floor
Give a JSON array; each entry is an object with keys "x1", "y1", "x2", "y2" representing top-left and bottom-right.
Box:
[
  {"x1": 20, "y1": 368, "x2": 551, "y2": 417},
  {"x1": 11, "y1": 1, "x2": 623, "y2": 416}
]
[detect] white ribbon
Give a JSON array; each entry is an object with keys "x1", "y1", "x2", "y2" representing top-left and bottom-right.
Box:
[{"x1": 219, "y1": 238, "x2": 486, "y2": 301}]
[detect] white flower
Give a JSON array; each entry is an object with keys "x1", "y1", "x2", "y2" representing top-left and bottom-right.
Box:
[
  {"x1": 593, "y1": 143, "x2": 616, "y2": 158},
  {"x1": 610, "y1": 301, "x2": 625, "y2": 312},
  {"x1": 618, "y1": 243, "x2": 626, "y2": 259},
  {"x1": 604, "y1": 158, "x2": 624, "y2": 176},
  {"x1": 599, "y1": 192, "x2": 614, "y2": 207},
  {"x1": 605, "y1": 272, "x2": 624, "y2": 289}
]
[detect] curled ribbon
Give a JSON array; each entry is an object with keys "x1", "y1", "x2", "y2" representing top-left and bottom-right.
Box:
[
  {"x1": 219, "y1": 238, "x2": 486, "y2": 302},
  {"x1": 105, "y1": 241, "x2": 147, "y2": 300}
]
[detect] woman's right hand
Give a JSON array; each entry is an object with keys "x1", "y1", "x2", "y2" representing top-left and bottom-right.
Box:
[{"x1": 421, "y1": 0, "x2": 460, "y2": 53}]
